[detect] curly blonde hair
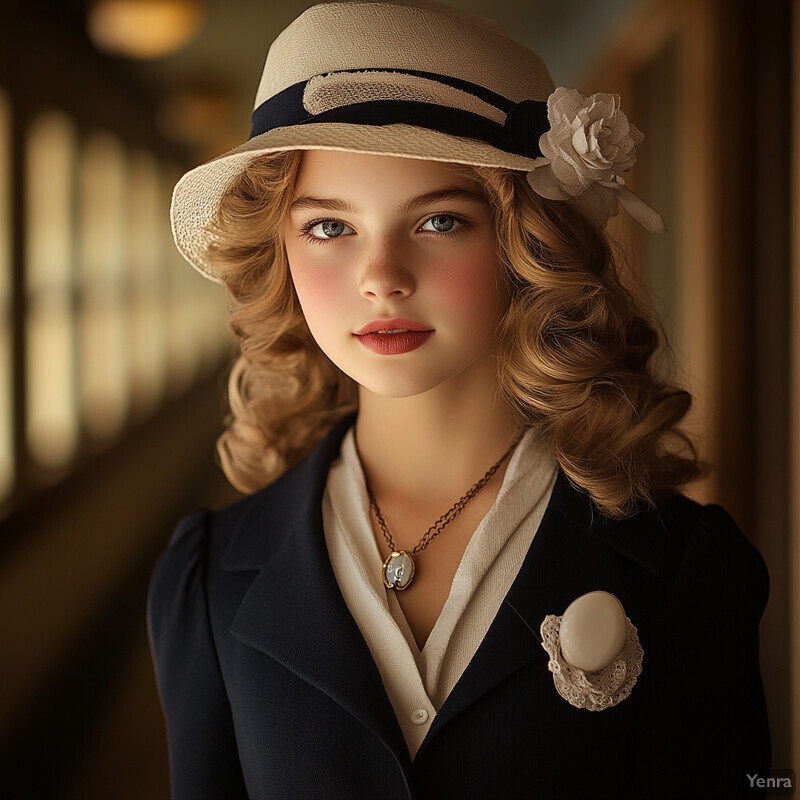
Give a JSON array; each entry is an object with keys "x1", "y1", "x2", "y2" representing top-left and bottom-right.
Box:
[{"x1": 207, "y1": 149, "x2": 708, "y2": 518}]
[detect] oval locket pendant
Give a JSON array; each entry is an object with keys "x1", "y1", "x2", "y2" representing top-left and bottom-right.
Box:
[{"x1": 382, "y1": 550, "x2": 415, "y2": 590}]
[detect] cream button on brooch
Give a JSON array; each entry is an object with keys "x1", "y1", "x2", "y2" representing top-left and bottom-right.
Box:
[
  {"x1": 559, "y1": 590, "x2": 628, "y2": 672},
  {"x1": 540, "y1": 590, "x2": 644, "y2": 711}
]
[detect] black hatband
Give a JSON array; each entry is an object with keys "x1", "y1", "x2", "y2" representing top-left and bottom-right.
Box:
[{"x1": 249, "y1": 69, "x2": 548, "y2": 160}]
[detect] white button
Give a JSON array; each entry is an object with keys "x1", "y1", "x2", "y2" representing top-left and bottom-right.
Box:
[{"x1": 411, "y1": 708, "x2": 429, "y2": 725}]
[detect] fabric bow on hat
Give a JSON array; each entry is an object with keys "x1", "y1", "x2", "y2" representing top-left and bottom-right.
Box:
[
  {"x1": 540, "y1": 590, "x2": 644, "y2": 711},
  {"x1": 528, "y1": 87, "x2": 666, "y2": 233}
]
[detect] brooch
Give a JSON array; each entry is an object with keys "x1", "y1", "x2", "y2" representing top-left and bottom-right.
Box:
[{"x1": 540, "y1": 590, "x2": 643, "y2": 711}]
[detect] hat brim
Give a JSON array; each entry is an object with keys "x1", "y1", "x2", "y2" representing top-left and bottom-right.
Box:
[{"x1": 170, "y1": 122, "x2": 539, "y2": 282}]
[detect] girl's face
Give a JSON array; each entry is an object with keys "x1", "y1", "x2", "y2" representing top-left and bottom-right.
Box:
[{"x1": 284, "y1": 150, "x2": 506, "y2": 399}]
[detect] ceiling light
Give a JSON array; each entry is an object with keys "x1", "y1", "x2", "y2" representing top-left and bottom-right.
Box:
[{"x1": 87, "y1": 0, "x2": 205, "y2": 60}]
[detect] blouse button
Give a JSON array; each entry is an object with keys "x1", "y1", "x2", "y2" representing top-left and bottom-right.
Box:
[{"x1": 411, "y1": 708, "x2": 429, "y2": 725}]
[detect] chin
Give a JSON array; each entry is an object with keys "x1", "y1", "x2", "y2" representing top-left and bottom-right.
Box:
[
  {"x1": 352, "y1": 374, "x2": 439, "y2": 400},
  {"x1": 329, "y1": 348, "x2": 490, "y2": 401},
  {"x1": 353, "y1": 361, "x2": 483, "y2": 401}
]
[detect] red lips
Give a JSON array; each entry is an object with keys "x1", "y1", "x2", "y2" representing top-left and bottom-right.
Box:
[
  {"x1": 354, "y1": 318, "x2": 434, "y2": 355},
  {"x1": 354, "y1": 317, "x2": 433, "y2": 335}
]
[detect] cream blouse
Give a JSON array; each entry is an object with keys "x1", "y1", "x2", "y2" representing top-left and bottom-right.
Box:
[{"x1": 322, "y1": 425, "x2": 558, "y2": 759}]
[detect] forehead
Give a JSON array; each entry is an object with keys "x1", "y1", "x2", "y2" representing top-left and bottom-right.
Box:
[{"x1": 292, "y1": 149, "x2": 482, "y2": 194}]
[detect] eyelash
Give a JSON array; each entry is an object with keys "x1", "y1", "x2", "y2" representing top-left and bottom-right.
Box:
[{"x1": 296, "y1": 213, "x2": 471, "y2": 246}]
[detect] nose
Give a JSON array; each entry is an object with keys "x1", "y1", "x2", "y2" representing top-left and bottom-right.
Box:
[{"x1": 358, "y1": 241, "x2": 415, "y2": 301}]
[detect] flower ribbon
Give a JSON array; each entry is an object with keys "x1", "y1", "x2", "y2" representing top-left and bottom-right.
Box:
[{"x1": 527, "y1": 87, "x2": 666, "y2": 233}]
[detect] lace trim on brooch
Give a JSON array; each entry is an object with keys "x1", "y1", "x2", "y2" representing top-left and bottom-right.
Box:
[{"x1": 539, "y1": 614, "x2": 643, "y2": 711}]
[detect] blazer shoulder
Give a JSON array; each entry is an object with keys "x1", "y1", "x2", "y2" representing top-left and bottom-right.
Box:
[
  {"x1": 585, "y1": 487, "x2": 766, "y2": 592},
  {"x1": 149, "y1": 509, "x2": 213, "y2": 613},
  {"x1": 151, "y1": 488, "x2": 275, "y2": 583},
  {"x1": 147, "y1": 501, "x2": 261, "y2": 659},
  {"x1": 675, "y1": 501, "x2": 769, "y2": 619}
]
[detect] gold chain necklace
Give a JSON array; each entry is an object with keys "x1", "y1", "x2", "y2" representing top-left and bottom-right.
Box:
[{"x1": 357, "y1": 435, "x2": 522, "y2": 590}]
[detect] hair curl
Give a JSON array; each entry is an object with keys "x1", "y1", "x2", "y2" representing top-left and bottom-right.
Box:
[{"x1": 207, "y1": 150, "x2": 708, "y2": 518}]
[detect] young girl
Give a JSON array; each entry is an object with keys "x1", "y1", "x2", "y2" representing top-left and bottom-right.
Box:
[{"x1": 148, "y1": 2, "x2": 771, "y2": 798}]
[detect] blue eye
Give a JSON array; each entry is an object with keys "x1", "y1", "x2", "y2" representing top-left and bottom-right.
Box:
[
  {"x1": 304, "y1": 220, "x2": 354, "y2": 240},
  {"x1": 422, "y1": 215, "x2": 458, "y2": 232}
]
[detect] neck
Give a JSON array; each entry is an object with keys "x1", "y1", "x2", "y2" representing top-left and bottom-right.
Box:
[{"x1": 354, "y1": 371, "x2": 523, "y2": 507}]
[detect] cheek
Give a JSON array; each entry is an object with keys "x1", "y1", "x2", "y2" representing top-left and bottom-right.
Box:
[
  {"x1": 432, "y1": 247, "x2": 504, "y2": 323},
  {"x1": 287, "y1": 254, "x2": 350, "y2": 329}
]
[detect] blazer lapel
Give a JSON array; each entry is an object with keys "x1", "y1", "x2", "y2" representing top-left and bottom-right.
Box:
[
  {"x1": 418, "y1": 468, "x2": 594, "y2": 752},
  {"x1": 220, "y1": 412, "x2": 410, "y2": 763}
]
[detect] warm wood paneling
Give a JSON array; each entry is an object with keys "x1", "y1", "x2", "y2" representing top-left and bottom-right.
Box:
[
  {"x1": 584, "y1": 0, "x2": 794, "y2": 776},
  {"x1": 790, "y1": 0, "x2": 800, "y2": 780}
]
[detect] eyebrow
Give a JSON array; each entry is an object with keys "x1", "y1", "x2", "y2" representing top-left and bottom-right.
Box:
[{"x1": 288, "y1": 187, "x2": 488, "y2": 215}]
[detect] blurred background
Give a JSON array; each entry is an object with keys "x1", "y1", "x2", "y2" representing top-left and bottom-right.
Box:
[{"x1": 0, "y1": 0, "x2": 797, "y2": 796}]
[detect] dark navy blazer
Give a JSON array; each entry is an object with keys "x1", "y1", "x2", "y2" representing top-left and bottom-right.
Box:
[{"x1": 148, "y1": 413, "x2": 771, "y2": 799}]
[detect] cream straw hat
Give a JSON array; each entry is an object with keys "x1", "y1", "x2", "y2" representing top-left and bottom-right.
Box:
[{"x1": 171, "y1": 0, "x2": 664, "y2": 282}]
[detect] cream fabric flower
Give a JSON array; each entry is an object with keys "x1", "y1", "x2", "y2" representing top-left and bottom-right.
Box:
[{"x1": 528, "y1": 87, "x2": 665, "y2": 232}]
